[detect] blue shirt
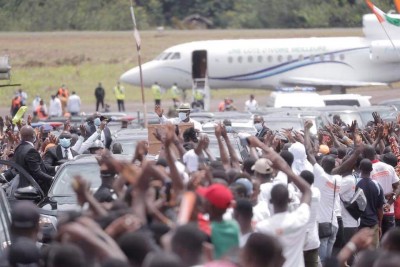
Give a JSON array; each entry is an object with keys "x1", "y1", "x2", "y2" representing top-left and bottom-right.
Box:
[{"x1": 356, "y1": 177, "x2": 385, "y2": 227}]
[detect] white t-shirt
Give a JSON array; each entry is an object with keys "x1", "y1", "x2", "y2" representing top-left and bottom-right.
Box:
[
  {"x1": 239, "y1": 232, "x2": 252, "y2": 247},
  {"x1": 340, "y1": 174, "x2": 359, "y2": 228},
  {"x1": 313, "y1": 164, "x2": 341, "y2": 227},
  {"x1": 182, "y1": 149, "x2": 199, "y2": 173},
  {"x1": 371, "y1": 161, "x2": 400, "y2": 214},
  {"x1": 304, "y1": 186, "x2": 321, "y2": 251},
  {"x1": 334, "y1": 175, "x2": 343, "y2": 217},
  {"x1": 245, "y1": 99, "x2": 258, "y2": 112},
  {"x1": 252, "y1": 201, "x2": 271, "y2": 223},
  {"x1": 256, "y1": 203, "x2": 310, "y2": 267}
]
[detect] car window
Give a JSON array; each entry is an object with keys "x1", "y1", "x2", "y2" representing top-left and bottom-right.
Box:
[
  {"x1": 324, "y1": 100, "x2": 360, "y2": 106},
  {"x1": 51, "y1": 163, "x2": 101, "y2": 196}
]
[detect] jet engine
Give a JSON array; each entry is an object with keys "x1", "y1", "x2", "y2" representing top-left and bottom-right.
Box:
[{"x1": 370, "y1": 40, "x2": 400, "y2": 62}]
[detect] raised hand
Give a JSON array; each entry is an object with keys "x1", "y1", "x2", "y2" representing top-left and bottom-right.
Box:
[
  {"x1": 79, "y1": 124, "x2": 86, "y2": 137},
  {"x1": 372, "y1": 112, "x2": 383, "y2": 125},
  {"x1": 27, "y1": 114, "x2": 32, "y2": 126},
  {"x1": 304, "y1": 120, "x2": 313, "y2": 130},
  {"x1": 214, "y1": 123, "x2": 222, "y2": 138},
  {"x1": 71, "y1": 175, "x2": 90, "y2": 206},
  {"x1": 63, "y1": 119, "x2": 71, "y2": 132}
]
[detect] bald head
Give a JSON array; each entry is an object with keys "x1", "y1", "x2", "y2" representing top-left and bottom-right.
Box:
[{"x1": 20, "y1": 126, "x2": 35, "y2": 143}]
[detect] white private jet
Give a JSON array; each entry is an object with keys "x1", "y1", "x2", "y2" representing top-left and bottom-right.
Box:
[{"x1": 120, "y1": 14, "x2": 400, "y2": 109}]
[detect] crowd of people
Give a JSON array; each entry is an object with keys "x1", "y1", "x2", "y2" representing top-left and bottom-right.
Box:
[{"x1": 1, "y1": 94, "x2": 400, "y2": 267}]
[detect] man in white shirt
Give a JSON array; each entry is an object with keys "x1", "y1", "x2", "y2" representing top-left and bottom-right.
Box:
[
  {"x1": 363, "y1": 145, "x2": 400, "y2": 236},
  {"x1": 339, "y1": 172, "x2": 359, "y2": 265},
  {"x1": 67, "y1": 91, "x2": 81, "y2": 116},
  {"x1": 300, "y1": 170, "x2": 321, "y2": 267},
  {"x1": 244, "y1": 94, "x2": 258, "y2": 112},
  {"x1": 49, "y1": 95, "x2": 62, "y2": 117},
  {"x1": 155, "y1": 103, "x2": 202, "y2": 131},
  {"x1": 245, "y1": 136, "x2": 312, "y2": 267},
  {"x1": 32, "y1": 95, "x2": 41, "y2": 112},
  {"x1": 304, "y1": 120, "x2": 340, "y2": 264}
]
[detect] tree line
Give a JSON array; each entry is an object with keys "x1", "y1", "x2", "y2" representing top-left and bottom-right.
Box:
[{"x1": 0, "y1": 0, "x2": 396, "y2": 31}]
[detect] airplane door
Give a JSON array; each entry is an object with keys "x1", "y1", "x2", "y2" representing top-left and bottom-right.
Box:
[{"x1": 192, "y1": 50, "x2": 207, "y2": 79}]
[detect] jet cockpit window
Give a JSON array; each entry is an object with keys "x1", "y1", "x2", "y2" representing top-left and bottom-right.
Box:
[
  {"x1": 156, "y1": 53, "x2": 166, "y2": 60},
  {"x1": 171, "y1": 53, "x2": 181, "y2": 60},
  {"x1": 163, "y1": 53, "x2": 172, "y2": 60}
]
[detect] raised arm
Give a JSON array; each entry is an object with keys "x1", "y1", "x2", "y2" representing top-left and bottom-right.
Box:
[
  {"x1": 221, "y1": 125, "x2": 241, "y2": 170},
  {"x1": 247, "y1": 136, "x2": 311, "y2": 205},
  {"x1": 215, "y1": 123, "x2": 230, "y2": 169},
  {"x1": 304, "y1": 120, "x2": 317, "y2": 165}
]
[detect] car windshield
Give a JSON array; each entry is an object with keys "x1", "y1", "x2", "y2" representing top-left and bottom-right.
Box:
[
  {"x1": 325, "y1": 112, "x2": 363, "y2": 127},
  {"x1": 51, "y1": 162, "x2": 101, "y2": 196}
]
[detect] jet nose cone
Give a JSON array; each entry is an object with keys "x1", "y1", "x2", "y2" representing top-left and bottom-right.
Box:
[{"x1": 120, "y1": 67, "x2": 140, "y2": 85}]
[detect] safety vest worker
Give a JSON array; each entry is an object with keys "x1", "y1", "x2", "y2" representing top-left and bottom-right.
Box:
[
  {"x1": 114, "y1": 85, "x2": 126, "y2": 100},
  {"x1": 194, "y1": 90, "x2": 204, "y2": 101},
  {"x1": 152, "y1": 83, "x2": 161, "y2": 100}
]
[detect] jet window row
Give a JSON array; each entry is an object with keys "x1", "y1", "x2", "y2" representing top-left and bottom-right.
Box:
[
  {"x1": 155, "y1": 52, "x2": 181, "y2": 60},
  {"x1": 227, "y1": 53, "x2": 345, "y2": 63}
]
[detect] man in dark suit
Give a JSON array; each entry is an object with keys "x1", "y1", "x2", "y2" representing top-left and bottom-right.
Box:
[
  {"x1": 253, "y1": 115, "x2": 270, "y2": 139},
  {"x1": 13, "y1": 126, "x2": 53, "y2": 194},
  {"x1": 43, "y1": 131, "x2": 79, "y2": 176},
  {"x1": 85, "y1": 113, "x2": 112, "y2": 150}
]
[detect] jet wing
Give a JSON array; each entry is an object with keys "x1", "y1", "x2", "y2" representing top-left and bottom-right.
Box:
[{"x1": 280, "y1": 77, "x2": 387, "y2": 89}]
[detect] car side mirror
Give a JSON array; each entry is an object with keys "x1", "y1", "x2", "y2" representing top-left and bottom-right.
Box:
[{"x1": 14, "y1": 186, "x2": 41, "y2": 202}]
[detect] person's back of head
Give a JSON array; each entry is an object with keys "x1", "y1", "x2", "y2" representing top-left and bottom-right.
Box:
[
  {"x1": 9, "y1": 237, "x2": 40, "y2": 267},
  {"x1": 360, "y1": 158, "x2": 373, "y2": 176},
  {"x1": 383, "y1": 145, "x2": 392, "y2": 154},
  {"x1": 270, "y1": 184, "x2": 289, "y2": 210},
  {"x1": 300, "y1": 170, "x2": 314, "y2": 185},
  {"x1": 338, "y1": 147, "x2": 346, "y2": 159},
  {"x1": 381, "y1": 228, "x2": 400, "y2": 252},
  {"x1": 234, "y1": 199, "x2": 253, "y2": 222},
  {"x1": 280, "y1": 150, "x2": 294, "y2": 167},
  {"x1": 11, "y1": 201, "x2": 40, "y2": 240},
  {"x1": 142, "y1": 252, "x2": 184, "y2": 267},
  {"x1": 321, "y1": 155, "x2": 336, "y2": 174},
  {"x1": 112, "y1": 142, "x2": 123, "y2": 154},
  {"x1": 171, "y1": 224, "x2": 206, "y2": 267},
  {"x1": 382, "y1": 152, "x2": 398, "y2": 168},
  {"x1": 242, "y1": 158, "x2": 256, "y2": 175},
  {"x1": 241, "y1": 233, "x2": 284, "y2": 267},
  {"x1": 48, "y1": 243, "x2": 86, "y2": 267},
  {"x1": 372, "y1": 252, "x2": 400, "y2": 267},
  {"x1": 229, "y1": 183, "x2": 248, "y2": 200},
  {"x1": 118, "y1": 232, "x2": 152, "y2": 267},
  {"x1": 363, "y1": 145, "x2": 376, "y2": 161}
]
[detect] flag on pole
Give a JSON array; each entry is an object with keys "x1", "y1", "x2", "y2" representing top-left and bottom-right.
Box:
[
  {"x1": 395, "y1": 0, "x2": 400, "y2": 13},
  {"x1": 366, "y1": 0, "x2": 400, "y2": 26},
  {"x1": 130, "y1": 3, "x2": 141, "y2": 50}
]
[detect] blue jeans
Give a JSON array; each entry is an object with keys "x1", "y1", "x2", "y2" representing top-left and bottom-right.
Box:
[{"x1": 319, "y1": 225, "x2": 338, "y2": 264}]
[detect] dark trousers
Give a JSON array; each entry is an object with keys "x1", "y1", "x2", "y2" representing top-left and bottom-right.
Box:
[
  {"x1": 303, "y1": 248, "x2": 319, "y2": 267},
  {"x1": 117, "y1": 100, "x2": 125, "y2": 112},
  {"x1": 382, "y1": 215, "x2": 395, "y2": 237},
  {"x1": 396, "y1": 219, "x2": 400, "y2": 227},
  {"x1": 96, "y1": 98, "x2": 104, "y2": 111},
  {"x1": 332, "y1": 216, "x2": 344, "y2": 257},
  {"x1": 343, "y1": 227, "x2": 358, "y2": 265}
]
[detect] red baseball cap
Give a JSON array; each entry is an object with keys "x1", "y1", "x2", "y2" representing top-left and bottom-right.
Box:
[{"x1": 196, "y1": 184, "x2": 233, "y2": 210}]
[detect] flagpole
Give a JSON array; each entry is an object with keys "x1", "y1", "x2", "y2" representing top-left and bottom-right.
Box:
[
  {"x1": 366, "y1": 1, "x2": 400, "y2": 61},
  {"x1": 130, "y1": 1, "x2": 148, "y2": 128}
]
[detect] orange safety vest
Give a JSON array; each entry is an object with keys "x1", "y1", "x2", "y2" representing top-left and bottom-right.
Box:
[
  {"x1": 58, "y1": 88, "x2": 69, "y2": 98},
  {"x1": 12, "y1": 97, "x2": 21, "y2": 109},
  {"x1": 36, "y1": 105, "x2": 47, "y2": 119}
]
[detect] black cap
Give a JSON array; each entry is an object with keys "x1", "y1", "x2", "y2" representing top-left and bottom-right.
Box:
[{"x1": 11, "y1": 201, "x2": 40, "y2": 229}]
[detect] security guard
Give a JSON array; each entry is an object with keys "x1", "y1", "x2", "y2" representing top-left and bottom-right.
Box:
[
  {"x1": 114, "y1": 81, "x2": 125, "y2": 112},
  {"x1": 152, "y1": 82, "x2": 162, "y2": 106},
  {"x1": 170, "y1": 83, "x2": 180, "y2": 108}
]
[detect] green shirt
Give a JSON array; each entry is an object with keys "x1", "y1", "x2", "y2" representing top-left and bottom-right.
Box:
[{"x1": 211, "y1": 220, "x2": 240, "y2": 259}]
